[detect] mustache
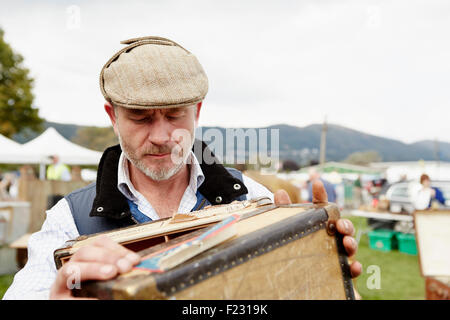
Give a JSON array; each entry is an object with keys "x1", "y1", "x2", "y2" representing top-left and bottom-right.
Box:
[{"x1": 141, "y1": 143, "x2": 181, "y2": 155}]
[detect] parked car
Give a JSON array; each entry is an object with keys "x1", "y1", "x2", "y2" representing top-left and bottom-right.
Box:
[{"x1": 384, "y1": 180, "x2": 450, "y2": 213}]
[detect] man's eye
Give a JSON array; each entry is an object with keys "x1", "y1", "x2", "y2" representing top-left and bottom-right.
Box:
[
  {"x1": 132, "y1": 117, "x2": 150, "y2": 123},
  {"x1": 167, "y1": 115, "x2": 182, "y2": 120}
]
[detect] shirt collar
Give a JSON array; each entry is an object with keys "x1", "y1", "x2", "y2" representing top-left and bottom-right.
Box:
[{"x1": 117, "y1": 151, "x2": 205, "y2": 201}]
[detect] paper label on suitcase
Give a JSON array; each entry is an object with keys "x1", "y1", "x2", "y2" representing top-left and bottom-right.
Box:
[{"x1": 135, "y1": 215, "x2": 239, "y2": 272}]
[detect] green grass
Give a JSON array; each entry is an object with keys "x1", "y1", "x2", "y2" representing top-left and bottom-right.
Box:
[
  {"x1": 348, "y1": 216, "x2": 425, "y2": 300},
  {"x1": 0, "y1": 274, "x2": 14, "y2": 299}
]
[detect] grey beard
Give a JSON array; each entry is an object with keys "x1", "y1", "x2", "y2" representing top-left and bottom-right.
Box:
[{"x1": 117, "y1": 132, "x2": 194, "y2": 181}]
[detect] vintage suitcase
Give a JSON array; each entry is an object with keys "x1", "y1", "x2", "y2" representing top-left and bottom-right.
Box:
[
  {"x1": 54, "y1": 198, "x2": 355, "y2": 300},
  {"x1": 414, "y1": 210, "x2": 450, "y2": 300}
]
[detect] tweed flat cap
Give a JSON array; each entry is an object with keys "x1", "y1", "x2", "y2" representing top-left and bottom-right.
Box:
[{"x1": 100, "y1": 36, "x2": 208, "y2": 109}]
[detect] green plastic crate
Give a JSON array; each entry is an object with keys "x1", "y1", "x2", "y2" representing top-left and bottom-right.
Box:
[
  {"x1": 397, "y1": 233, "x2": 418, "y2": 255},
  {"x1": 368, "y1": 229, "x2": 397, "y2": 252}
]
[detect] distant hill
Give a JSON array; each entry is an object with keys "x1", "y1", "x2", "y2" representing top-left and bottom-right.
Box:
[
  {"x1": 410, "y1": 140, "x2": 450, "y2": 161},
  {"x1": 12, "y1": 121, "x2": 82, "y2": 143},
  {"x1": 197, "y1": 124, "x2": 450, "y2": 163},
  {"x1": 269, "y1": 124, "x2": 443, "y2": 162},
  {"x1": 11, "y1": 121, "x2": 450, "y2": 163}
]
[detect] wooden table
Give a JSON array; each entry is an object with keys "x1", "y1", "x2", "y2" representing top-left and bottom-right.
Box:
[
  {"x1": 349, "y1": 210, "x2": 413, "y2": 243},
  {"x1": 350, "y1": 210, "x2": 413, "y2": 222}
]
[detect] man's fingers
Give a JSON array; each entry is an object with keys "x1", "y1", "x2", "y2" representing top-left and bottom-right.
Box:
[
  {"x1": 336, "y1": 219, "x2": 355, "y2": 236},
  {"x1": 312, "y1": 179, "x2": 328, "y2": 204},
  {"x1": 343, "y1": 235, "x2": 358, "y2": 257},
  {"x1": 350, "y1": 261, "x2": 362, "y2": 278},
  {"x1": 91, "y1": 235, "x2": 128, "y2": 252},
  {"x1": 71, "y1": 246, "x2": 140, "y2": 273},
  {"x1": 274, "y1": 189, "x2": 292, "y2": 205},
  {"x1": 50, "y1": 236, "x2": 141, "y2": 300},
  {"x1": 90, "y1": 235, "x2": 141, "y2": 264},
  {"x1": 51, "y1": 262, "x2": 119, "y2": 299},
  {"x1": 63, "y1": 262, "x2": 118, "y2": 282}
]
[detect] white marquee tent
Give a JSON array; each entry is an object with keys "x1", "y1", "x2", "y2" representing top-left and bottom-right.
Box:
[
  {"x1": 20, "y1": 127, "x2": 102, "y2": 165},
  {"x1": 0, "y1": 127, "x2": 102, "y2": 166},
  {"x1": 0, "y1": 134, "x2": 24, "y2": 163}
]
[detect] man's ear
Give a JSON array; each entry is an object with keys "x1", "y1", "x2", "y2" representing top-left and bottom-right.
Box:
[{"x1": 104, "y1": 102, "x2": 119, "y2": 135}]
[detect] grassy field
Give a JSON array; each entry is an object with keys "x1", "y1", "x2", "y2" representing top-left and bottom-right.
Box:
[
  {"x1": 0, "y1": 274, "x2": 14, "y2": 299},
  {"x1": 0, "y1": 217, "x2": 425, "y2": 300},
  {"x1": 349, "y1": 216, "x2": 425, "y2": 300}
]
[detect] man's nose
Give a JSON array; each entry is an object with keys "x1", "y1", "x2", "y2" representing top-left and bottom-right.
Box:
[{"x1": 147, "y1": 117, "x2": 172, "y2": 146}]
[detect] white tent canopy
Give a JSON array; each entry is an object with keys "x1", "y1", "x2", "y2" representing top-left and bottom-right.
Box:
[
  {"x1": 0, "y1": 127, "x2": 102, "y2": 165},
  {"x1": 19, "y1": 127, "x2": 102, "y2": 165},
  {"x1": 0, "y1": 134, "x2": 25, "y2": 163}
]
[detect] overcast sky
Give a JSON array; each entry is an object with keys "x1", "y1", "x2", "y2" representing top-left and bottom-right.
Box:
[{"x1": 0, "y1": 0, "x2": 449, "y2": 144}]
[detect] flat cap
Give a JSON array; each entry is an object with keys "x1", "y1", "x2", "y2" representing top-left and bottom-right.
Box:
[{"x1": 100, "y1": 36, "x2": 208, "y2": 109}]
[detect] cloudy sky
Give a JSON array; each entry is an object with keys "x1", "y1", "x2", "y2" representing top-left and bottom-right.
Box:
[{"x1": 0, "y1": 0, "x2": 449, "y2": 144}]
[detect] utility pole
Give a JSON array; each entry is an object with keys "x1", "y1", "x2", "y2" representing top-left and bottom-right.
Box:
[
  {"x1": 320, "y1": 116, "x2": 327, "y2": 165},
  {"x1": 434, "y1": 138, "x2": 440, "y2": 178},
  {"x1": 434, "y1": 138, "x2": 440, "y2": 162}
]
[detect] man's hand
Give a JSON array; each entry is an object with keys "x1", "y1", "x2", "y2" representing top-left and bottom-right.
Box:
[
  {"x1": 274, "y1": 180, "x2": 362, "y2": 279},
  {"x1": 50, "y1": 235, "x2": 141, "y2": 299}
]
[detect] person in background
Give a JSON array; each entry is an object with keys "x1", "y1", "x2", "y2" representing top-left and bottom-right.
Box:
[
  {"x1": 353, "y1": 175, "x2": 363, "y2": 209},
  {"x1": 413, "y1": 174, "x2": 446, "y2": 210},
  {"x1": 398, "y1": 174, "x2": 408, "y2": 182},
  {"x1": 0, "y1": 172, "x2": 16, "y2": 200},
  {"x1": 46, "y1": 155, "x2": 71, "y2": 181},
  {"x1": 307, "y1": 168, "x2": 337, "y2": 203}
]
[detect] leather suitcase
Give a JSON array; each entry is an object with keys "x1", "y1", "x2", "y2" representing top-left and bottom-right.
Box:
[
  {"x1": 54, "y1": 198, "x2": 355, "y2": 300},
  {"x1": 425, "y1": 277, "x2": 449, "y2": 300},
  {"x1": 414, "y1": 210, "x2": 450, "y2": 300}
]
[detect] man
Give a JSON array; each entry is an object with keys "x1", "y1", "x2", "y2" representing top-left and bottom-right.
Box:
[
  {"x1": 307, "y1": 168, "x2": 337, "y2": 203},
  {"x1": 353, "y1": 175, "x2": 363, "y2": 209},
  {"x1": 4, "y1": 36, "x2": 361, "y2": 300},
  {"x1": 46, "y1": 155, "x2": 71, "y2": 181},
  {"x1": 413, "y1": 173, "x2": 446, "y2": 210}
]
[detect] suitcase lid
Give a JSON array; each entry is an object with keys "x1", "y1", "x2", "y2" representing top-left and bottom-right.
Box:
[
  {"x1": 414, "y1": 210, "x2": 450, "y2": 277},
  {"x1": 54, "y1": 197, "x2": 274, "y2": 268}
]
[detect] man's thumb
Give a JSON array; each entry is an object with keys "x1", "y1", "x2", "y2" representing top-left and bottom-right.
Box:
[
  {"x1": 274, "y1": 189, "x2": 292, "y2": 205},
  {"x1": 312, "y1": 179, "x2": 328, "y2": 204}
]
